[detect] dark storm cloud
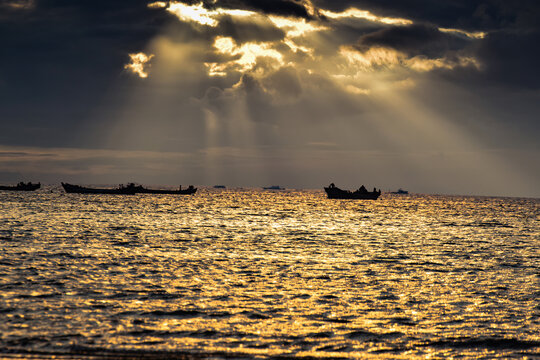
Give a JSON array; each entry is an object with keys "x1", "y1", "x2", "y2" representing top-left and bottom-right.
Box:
[
  {"x1": 355, "y1": 24, "x2": 469, "y2": 58},
  {"x1": 318, "y1": 0, "x2": 540, "y2": 89},
  {"x1": 474, "y1": 30, "x2": 540, "y2": 89},
  {"x1": 215, "y1": 15, "x2": 286, "y2": 44},
  {"x1": 211, "y1": 0, "x2": 314, "y2": 19},
  {"x1": 311, "y1": 0, "x2": 540, "y2": 31},
  {"x1": 430, "y1": 29, "x2": 540, "y2": 90},
  {"x1": 0, "y1": 0, "x2": 173, "y2": 148}
]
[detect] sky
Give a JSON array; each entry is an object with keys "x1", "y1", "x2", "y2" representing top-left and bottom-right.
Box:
[{"x1": 0, "y1": 0, "x2": 539, "y2": 197}]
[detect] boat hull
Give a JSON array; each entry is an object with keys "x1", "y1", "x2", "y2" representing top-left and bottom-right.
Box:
[
  {"x1": 136, "y1": 188, "x2": 197, "y2": 195},
  {"x1": 61, "y1": 183, "x2": 136, "y2": 195},
  {"x1": 0, "y1": 183, "x2": 40, "y2": 191},
  {"x1": 324, "y1": 186, "x2": 381, "y2": 200}
]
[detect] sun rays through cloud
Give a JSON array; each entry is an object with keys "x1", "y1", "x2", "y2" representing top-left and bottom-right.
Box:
[
  {"x1": 141, "y1": 1, "x2": 486, "y2": 85},
  {"x1": 57, "y1": 0, "x2": 538, "y2": 195}
]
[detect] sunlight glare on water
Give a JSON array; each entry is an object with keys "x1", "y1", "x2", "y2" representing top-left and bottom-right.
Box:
[{"x1": 0, "y1": 187, "x2": 538, "y2": 359}]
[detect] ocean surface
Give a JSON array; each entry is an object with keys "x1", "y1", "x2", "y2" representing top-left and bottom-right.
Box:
[{"x1": 0, "y1": 186, "x2": 538, "y2": 359}]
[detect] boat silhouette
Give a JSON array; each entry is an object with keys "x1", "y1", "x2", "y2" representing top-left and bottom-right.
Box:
[
  {"x1": 61, "y1": 182, "x2": 137, "y2": 195},
  {"x1": 390, "y1": 188, "x2": 409, "y2": 194},
  {"x1": 263, "y1": 185, "x2": 285, "y2": 190},
  {"x1": 324, "y1": 183, "x2": 381, "y2": 200},
  {"x1": 0, "y1": 182, "x2": 40, "y2": 191},
  {"x1": 132, "y1": 184, "x2": 197, "y2": 195}
]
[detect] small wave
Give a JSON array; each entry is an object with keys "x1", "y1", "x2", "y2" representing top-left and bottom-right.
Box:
[
  {"x1": 241, "y1": 311, "x2": 270, "y2": 320},
  {"x1": 18, "y1": 292, "x2": 61, "y2": 299},
  {"x1": 320, "y1": 294, "x2": 339, "y2": 299},
  {"x1": 346, "y1": 330, "x2": 404, "y2": 341},
  {"x1": 125, "y1": 329, "x2": 220, "y2": 339},
  {"x1": 104, "y1": 290, "x2": 143, "y2": 299},
  {"x1": 139, "y1": 291, "x2": 184, "y2": 300},
  {"x1": 421, "y1": 337, "x2": 540, "y2": 350},
  {"x1": 207, "y1": 311, "x2": 233, "y2": 318},
  {"x1": 315, "y1": 343, "x2": 351, "y2": 352},
  {"x1": 315, "y1": 275, "x2": 331, "y2": 280},
  {"x1": 305, "y1": 314, "x2": 353, "y2": 323},
  {"x1": 144, "y1": 309, "x2": 203, "y2": 318},
  {"x1": 389, "y1": 317, "x2": 417, "y2": 326},
  {"x1": 14, "y1": 346, "x2": 256, "y2": 360},
  {"x1": 0, "y1": 281, "x2": 24, "y2": 290},
  {"x1": 377, "y1": 291, "x2": 399, "y2": 300},
  {"x1": 442, "y1": 220, "x2": 514, "y2": 228},
  {"x1": 307, "y1": 331, "x2": 334, "y2": 338}
]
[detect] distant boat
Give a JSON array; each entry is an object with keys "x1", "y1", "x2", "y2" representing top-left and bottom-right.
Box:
[
  {"x1": 213, "y1": 185, "x2": 226, "y2": 189},
  {"x1": 390, "y1": 188, "x2": 409, "y2": 195},
  {"x1": 0, "y1": 182, "x2": 40, "y2": 191},
  {"x1": 61, "y1": 182, "x2": 137, "y2": 195},
  {"x1": 324, "y1": 183, "x2": 381, "y2": 200},
  {"x1": 133, "y1": 184, "x2": 197, "y2": 195},
  {"x1": 263, "y1": 185, "x2": 285, "y2": 190}
]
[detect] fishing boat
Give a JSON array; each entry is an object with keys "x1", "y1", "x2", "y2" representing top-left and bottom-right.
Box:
[
  {"x1": 61, "y1": 182, "x2": 137, "y2": 195},
  {"x1": 0, "y1": 182, "x2": 40, "y2": 191},
  {"x1": 324, "y1": 183, "x2": 381, "y2": 200},
  {"x1": 263, "y1": 185, "x2": 285, "y2": 190},
  {"x1": 391, "y1": 188, "x2": 409, "y2": 195},
  {"x1": 133, "y1": 184, "x2": 197, "y2": 195}
]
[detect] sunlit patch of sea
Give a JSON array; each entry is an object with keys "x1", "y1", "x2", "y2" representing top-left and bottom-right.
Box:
[{"x1": 0, "y1": 186, "x2": 538, "y2": 359}]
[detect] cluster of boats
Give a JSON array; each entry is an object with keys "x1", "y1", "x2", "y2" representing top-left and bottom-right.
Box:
[
  {"x1": 0, "y1": 182, "x2": 41, "y2": 191},
  {"x1": 0, "y1": 181, "x2": 407, "y2": 200},
  {"x1": 61, "y1": 183, "x2": 197, "y2": 195},
  {"x1": 0, "y1": 182, "x2": 196, "y2": 195}
]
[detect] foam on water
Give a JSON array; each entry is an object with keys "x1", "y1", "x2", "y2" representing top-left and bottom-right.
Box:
[{"x1": 0, "y1": 187, "x2": 538, "y2": 359}]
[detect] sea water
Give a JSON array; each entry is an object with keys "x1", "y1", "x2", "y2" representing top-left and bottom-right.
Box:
[{"x1": 0, "y1": 186, "x2": 538, "y2": 359}]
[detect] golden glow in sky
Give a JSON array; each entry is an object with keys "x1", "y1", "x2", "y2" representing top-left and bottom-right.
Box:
[
  {"x1": 164, "y1": 1, "x2": 255, "y2": 27},
  {"x1": 206, "y1": 37, "x2": 284, "y2": 76},
  {"x1": 267, "y1": 15, "x2": 328, "y2": 37},
  {"x1": 124, "y1": 52, "x2": 154, "y2": 78},
  {"x1": 144, "y1": 1, "x2": 485, "y2": 86},
  {"x1": 320, "y1": 7, "x2": 413, "y2": 25},
  {"x1": 3, "y1": 0, "x2": 34, "y2": 9},
  {"x1": 340, "y1": 46, "x2": 481, "y2": 73},
  {"x1": 439, "y1": 27, "x2": 487, "y2": 39}
]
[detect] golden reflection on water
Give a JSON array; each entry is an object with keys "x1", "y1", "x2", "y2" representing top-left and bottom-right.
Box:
[{"x1": 0, "y1": 187, "x2": 538, "y2": 358}]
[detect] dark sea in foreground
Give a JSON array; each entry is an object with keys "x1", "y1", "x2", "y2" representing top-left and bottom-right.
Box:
[{"x1": 0, "y1": 186, "x2": 538, "y2": 359}]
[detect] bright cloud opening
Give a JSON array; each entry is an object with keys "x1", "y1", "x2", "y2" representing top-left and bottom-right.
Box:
[
  {"x1": 3, "y1": 0, "x2": 34, "y2": 10},
  {"x1": 439, "y1": 28, "x2": 487, "y2": 39},
  {"x1": 164, "y1": 1, "x2": 255, "y2": 27},
  {"x1": 321, "y1": 8, "x2": 413, "y2": 26},
  {"x1": 340, "y1": 46, "x2": 481, "y2": 74},
  {"x1": 124, "y1": 52, "x2": 154, "y2": 78},
  {"x1": 206, "y1": 37, "x2": 284, "y2": 76},
  {"x1": 267, "y1": 15, "x2": 328, "y2": 37},
  {"x1": 340, "y1": 47, "x2": 405, "y2": 71}
]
